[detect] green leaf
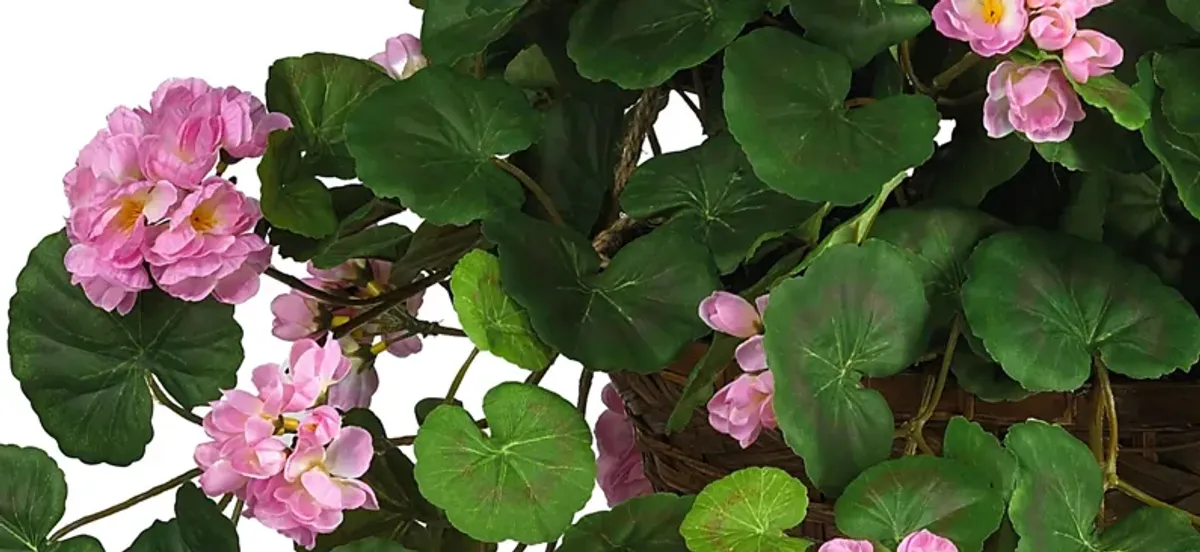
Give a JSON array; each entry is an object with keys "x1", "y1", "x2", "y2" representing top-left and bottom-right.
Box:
[
  {"x1": 567, "y1": 0, "x2": 764, "y2": 89},
  {"x1": 1060, "y1": 173, "x2": 1110, "y2": 242},
  {"x1": 950, "y1": 351, "x2": 1032, "y2": 403},
  {"x1": 1004, "y1": 420, "x2": 1102, "y2": 552},
  {"x1": 680, "y1": 467, "x2": 812, "y2": 552},
  {"x1": 310, "y1": 224, "x2": 412, "y2": 270},
  {"x1": 485, "y1": 214, "x2": 719, "y2": 373},
  {"x1": 1035, "y1": 108, "x2": 1157, "y2": 174},
  {"x1": 0, "y1": 445, "x2": 66, "y2": 552},
  {"x1": 622, "y1": 133, "x2": 820, "y2": 273},
  {"x1": 943, "y1": 417, "x2": 1018, "y2": 501},
  {"x1": 1085, "y1": 0, "x2": 1199, "y2": 83},
  {"x1": 505, "y1": 45, "x2": 558, "y2": 90},
  {"x1": 1142, "y1": 87, "x2": 1200, "y2": 223},
  {"x1": 1098, "y1": 507, "x2": 1200, "y2": 551},
  {"x1": 1151, "y1": 49, "x2": 1200, "y2": 135},
  {"x1": 764, "y1": 240, "x2": 930, "y2": 494},
  {"x1": 1168, "y1": 0, "x2": 1200, "y2": 31},
  {"x1": 9, "y1": 232, "x2": 243, "y2": 465},
  {"x1": 330, "y1": 539, "x2": 412, "y2": 552},
  {"x1": 923, "y1": 120, "x2": 1031, "y2": 208},
  {"x1": 50, "y1": 537, "x2": 104, "y2": 552},
  {"x1": 270, "y1": 185, "x2": 380, "y2": 261},
  {"x1": 415, "y1": 397, "x2": 461, "y2": 426},
  {"x1": 836, "y1": 456, "x2": 1004, "y2": 551},
  {"x1": 961, "y1": 229, "x2": 1200, "y2": 392},
  {"x1": 789, "y1": 0, "x2": 931, "y2": 68},
  {"x1": 769, "y1": 0, "x2": 789, "y2": 14},
  {"x1": 451, "y1": 250, "x2": 554, "y2": 370},
  {"x1": 389, "y1": 222, "x2": 484, "y2": 288},
  {"x1": 422, "y1": 0, "x2": 530, "y2": 64},
  {"x1": 126, "y1": 484, "x2": 238, "y2": 552},
  {"x1": 1072, "y1": 74, "x2": 1151, "y2": 131},
  {"x1": 665, "y1": 333, "x2": 740, "y2": 433},
  {"x1": 871, "y1": 206, "x2": 1005, "y2": 325},
  {"x1": 724, "y1": 29, "x2": 939, "y2": 205},
  {"x1": 346, "y1": 67, "x2": 541, "y2": 225},
  {"x1": 413, "y1": 383, "x2": 595, "y2": 543},
  {"x1": 266, "y1": 53, "x2": 392, "y2": 178},
  {"x1": 559, "y1": 494, "x2": 695, "y2": 552},
  {"x1": 258, "y1": 132, "x2": 338, "y2": 238}
]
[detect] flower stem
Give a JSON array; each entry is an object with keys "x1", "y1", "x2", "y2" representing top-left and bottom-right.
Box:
[
  {"x1": 445, "y1": 348, "x2": 481, "y2": 405},
  {"x1": 1095, "y1": 359, "x2": 1120, "y2": 482},
  {"x1": 898, "y1": 40, "x2": 935, "y2": 97},
  {"x1": 216, "y1": 494, "x2": 233, "y2": 511},
  {"x1": 648, "y1": 127, "x2": 663, "y2": 157},
  {"x1": 675, "y1": 88, "x2": 704, "y2": 125},
  {"x1": 577, "y1": 369, "x2": 595, "y2": 415},
  {"x1": 330, "y1": 275, "x2": 458, "y2": 340},
  {"x1": 843, "y1": 97, "x2": 876, "y2": 109},
  {"x1": 263, "y1": 266, "x2": 360, "y2": 307},
  {"x1": 905, "y1": 315, "x2": 961, "y2": 455},
  {"x1": 493, "y1": 157, "x2": 564, "y2": 226},
  {"x1": 691, "y1": 67, "x2": 709, "y2": 133},
  {"x1": 230, "y1": 498, "x2": 245, "y2": 526},
  {"x1": 932, "y1": 52, "x2": 982, "y2": 92},
  {"x1": 145, "y1": 374, "x2": 203, "y2": 426},
  {"x1": 1113, "y1": 478, "x2": 1200, "y2": 526},
  {"x1": 49, "y1": 468, "x2": 201, "y2": 541}
]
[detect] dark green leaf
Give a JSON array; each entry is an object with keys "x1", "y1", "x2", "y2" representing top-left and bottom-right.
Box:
[
  {"x1": 680, "y1": 467, "x2": 811, "y2": 552},
  {"x1": 1072, "y1": 74, "x2": 1150, "y2": 131},
  {"x1": 50, "y1": 537, "x2": 104, "y2": 552},
  {"x1": 943, "y1": 417, "x2": 1018, "y2": 501},
  {"x1": 1097, "y1": 507, "x2": 1200, "y2": 551},
  {"x1": 951, "y1": 351, "x2": 1032, "y2": 403},
  {"x1": 1168, "y1": 0, "x2": 1200, "y2": 31},
  {"x1": 389, "y1": 222, "x2": 484, "y2": 287},
  {"x1": 310, "y1": 224, "x2": 412, "y2": 270},
  {"x1": 414, "y1": 383, "x2": 595, "y2": 543},
  {"x1": 422, "y1": 0, "x2": 530, "y2": 64},
  {"x1": 765, "y1": 241, "x2": 930, "y2": 494},
  {"x1": 567, "y1": 0, "x2": 764, "y2": 89},
  {"x1": 1060, "y1": 173, "x2": 1110, "y2": 242},
  {"x1": 1004, "y1": 420, "x2": 1101, "y2": 552},
  {"x1": 1084, "y1": 0, "x2": 1198, "y2": 83},
  {"x1": 485, "y1": 214, "x2": 718, "y2": 373},
  {"x1": 0, "y1": 445, "x2": 66, "y2": 552},
  {"x1": 724, "y1": 29, "x2": 939, "y2": 205},
  {"x1": 789, "y1": 0, "x2": 931, "y2": 68},
  {"x1": 1151, "y1": 49, "x2": 1200, "y2": 135},
  {"x1": 665, "y1": 333, "x2": 740, "y2": 433},
  {"x1": 559, "y1": 494, "x2": 694, "y2": 552},
  {"x1": 9, "y1": 232, "x2": 243, "y2": 465},
  {"x1": 346, "y1": 68, "x2": 541, "y2": 225},
  {"x1": 270, "y1": 185, "x2": 379, "y2": 262},
  {"x1": 963, "y1": 230, "x2": 1200, "y2": 392},
  {"x1": 258, "y1": 132, "x2": 338, "y2": 238},
  {"x1": 923, "y1": 120, "x2": 1032, "y2": 208},
  {"x1": 835, "y1": 456, "x2": 1004, "y2": 551},
  {"x1": 450, "y1": 250, "x2": 554, "y2": 370},
  {"x1": 266, "y1": 53, "x2": 392, "y2": 178},
  {"x1": 126, "y1": 484, "x2": 238, "y2": 552},
  {"x1": 1035, "y1": 107, "x2": 1157, "y2": 174},
  {"x1": 415, "y1": 397, "x2": 461, "y2": 426},
  {"x1": 505, "y1": 45, "x2": 558, "y2": 90},
  {"x1": 1143, "y1": 88, "x2": 1200, "y2": 223},
  {"x1": 330, "y1": 539, "x2": 412, "y2": 552}
]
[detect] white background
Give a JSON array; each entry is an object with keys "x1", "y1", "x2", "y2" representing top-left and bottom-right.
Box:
[{"x1": 0, "y1": 1, "x2": 709, "y2": 551}]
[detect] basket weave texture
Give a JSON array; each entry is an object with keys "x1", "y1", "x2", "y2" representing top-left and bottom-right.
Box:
[{"x1": 608, "y1": 343, "x2": 1200, "y2": 542}]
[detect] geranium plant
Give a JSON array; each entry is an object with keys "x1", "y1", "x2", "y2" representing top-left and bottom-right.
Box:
[{"x1": 7, "y1": 0, "x2": 1200, "y2": 551}]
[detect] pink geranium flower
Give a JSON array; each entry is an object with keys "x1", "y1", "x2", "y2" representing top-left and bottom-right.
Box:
[
  {"x1": 707, "y1": 371, "x2": 777, "y2": 449},
  {"x1": 1030, "y1": 0, "x2": 1110, "y2": 18},
  {"x1": 138, "y1": 81, "x2": 223, "y2": 189},
  {"x1": 371, "y1": 34, "x2": 429, "y2": 80},
  {"x1": 1028, "y1": 6, "x2": 1076, "y2": 51},
  {"x1": 984, "y1": 61, "x2": 1085, "y2": 143},
  {"x1": 271, "y1": 289, "x2": 325, "y2": 341},
  {"x1": 287, "y1": 339, "x2": 353, "y2": 409},
  {"x1": 1062, "y1": 30, "x2": 1123, "y2": 84},
  {"x1": 898, "y1": 530, "x2": 958, "y2": 552},
  {"x1": 63, "y1": 243, "x2": 151, "y2": 315},
  {"x1": 327, "y1": 353, "x2": 381, "y2": 411},
  {"x1": 820, "y1": 539, "x2": 875, "y2": 552},
  {"x1": 699, "y1": 291, "x2": 765, "y2": 338},
  {"x1": 932, "y1": 0, "x2": 1028, "y2": 57},
  {"x1": 594, "y1": 384, "x2": 653, "y2": 507},
  {"x1": 218, "y1": 86, "x2": 293, "y2": 159}
]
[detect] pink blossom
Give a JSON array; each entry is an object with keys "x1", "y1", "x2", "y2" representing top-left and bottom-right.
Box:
[
  {"x1": 146, "y1": 177, "x2": 270, "y2": 304},
  {"x1": 820, "y1": 540, "x2": 875, "y2": 552},
  {"x1": 194, "y1": 386, "x2": 290, "y2": 496},
  {"x1": 371, "y1": 34, "x2": 429, "y2": 80},
  {"x1": 67, "y1": 180, "x2": 177, "y2": 261},
  {"x1": 272, "y1": 290, "x2": 325, "y2": 341},
  {"x1": 1062, "y1": 30, "x2": 1124, "y2": 84},
  {"x1": 735, "y1": 335, "x2": 767, "y2": 372},
  {"x1": 708, "y1": 371, "x2": 777, "y2": 449},
  {"x1": 63, "y1": 107, "x2": 148, "y2": 210},
  {"x1": 307, "y1": 260, "x2": 365, "y2": 287},
  {"x1": 984, "y1": 61, "x2": 1085, "y2": 143},
  {"x1": 699, "y1": 291, "x2": 765, "y2": 338},
  {"x1": 287, "y1": 339, "x2": 353, "y2": 409},
  {"x1": 296, "y1": 406, "x2": 342, "y2": 447},
  {"x1": 594, "y1": 384, "x2": 653, "y2": 507},
  {"x1": 1029, "y1": 0, "x2": 1110, "y2": 18},
  {"x1": 138, "y1": 84, "x2": 223, "y2": 189},
  {"x1": 63, "y1": 243, "x2": 151, "y2": 315},
  {"x1": 218, "y1": 87, "x2": 292, "y2": 159},
  {"x1": 327, "y1": 356, "x2": 380, "y2": 411},
  {"x1": 932, "y1": 0, "x2": 1028, "y2": 57},
  {"x1": 1028, "y1": 7, "x2": 1076, "y2": 51},
  {"x1": 898, "y1": 530, "x2": 958, "y2": 552},
  {"x1": 359, "y1": 260, "x2": 426, "y2": 358}
]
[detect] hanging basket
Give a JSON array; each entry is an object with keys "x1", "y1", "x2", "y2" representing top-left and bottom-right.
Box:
[{"x1": 609, "y1": 342, "x2": 1200, "y2": 542}]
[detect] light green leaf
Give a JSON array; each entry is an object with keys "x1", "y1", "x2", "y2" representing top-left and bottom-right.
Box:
[
  {"x1": 346, "y1": 67, "x2": 541, "y2": 225},
  {"x1": 422, "y1": 0, "x2": 530, "y2": 64},
  {"x1": 559, "y1": 494, "x2": 694, "y2": 552},
  {"x1": 1072, "y1": 74, "x2": 1150, "y2": 131},
  {"x1": 943, "y1": 417, "x2": 1018, "y2": 501},
  {"x1": 789, "y1": 0, "x2": 931, "y2": 68},
  {"x1": 9, "y1": 232, "x2": 243, "y2": 465},
  {"x1": 505, "y1": 45, "x2": 558, "y2": 90},
  {"x1": 835, "y1": 456, "x2": 1004, "y2": 552},
  {"x1": 258, "y1": 132, "x2": 338, "y2": 239},
  {"x1": 0, "y1": 445, "x2": 66, "y2": 552},
  {"x1": 1004, "y1": 421, "x2": 1101, "y2": 552},
  {"x1": 125, "y1": 484, "x2": 238, "y2": 552},
  {"x1": 310, "y1": 224, "x2": 412, "y2": 270},
  {"x1": 485, "y1": 214, "x2": 718, "y2": 373},
  {"x1": 724, "y1": 29, "x2": 939, "y2": 205},
  {"x1": 1098, "y1": 507, "x2": 1200, "y2": 551},
  {"x1": 450, "y1": 250, "x2": 554, "y2": 370},
  {"x1": 413, "y1": 383, "x2": 595, "y2": 543},
  {"x1": 680, "y1": 467, "x2": 812, "y2": 552},
  {"x1": 330, "y1": 538, "x2": 412, "y2": 552},
  {"x1": 765, "y1": 241, "x2": 930, "y2": 494},
  {"x1": 567, "y1": 0, "x2": 764, "y2": 89},
  {"x1": 622, "y1": 133, "x2": 821, "y2": 273}
]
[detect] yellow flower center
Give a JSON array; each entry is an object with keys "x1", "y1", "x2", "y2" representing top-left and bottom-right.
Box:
[
  {"x1": 190, "y1": 201, "x2": 218, "y2": 233},
  {"x1": 982, "y1": 0, "x2": 1005, "y2": 25},
  {"x1": 115, "y1": 197, "x2": 147, "y2": 233}
]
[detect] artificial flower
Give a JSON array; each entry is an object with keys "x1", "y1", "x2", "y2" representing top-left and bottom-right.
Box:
[
  {"x1": 984, "y1": 60, "x2": 1085, "y2": 143},
  {"x1": 1028, "y1": 6, "x2": 1076, "y2": 51},
  {"x1": 1062, "y1": 30, "x2": 1123, "y2": 83},
  {"x1": 594, "y1": 384, "x2": 654, "y2": 506},
  {"x1": 707, "y1": 371, "x2": 777, "y2": 449},
  {"x1": 932, "y1": 0, "x2": 1029, "y2": 57},
  {"x1": 898, "y1": 530, "x2": 958, "y2": 552},
  {"x1": 371, "y1": 33, "x2": 429, "y2": 80},
  {"x1": 819, "y1": 539, "x2": 875, "y2": 552}
]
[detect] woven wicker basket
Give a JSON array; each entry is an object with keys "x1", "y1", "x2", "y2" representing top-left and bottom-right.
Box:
[{"x1": 609, "y1": 342, "x2": 1200, "y2": 542}]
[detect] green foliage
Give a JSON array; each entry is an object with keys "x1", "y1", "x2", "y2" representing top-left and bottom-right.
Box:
[
  {"x1": 559, "y1": 494, "x2": 694, "y2": 552},
  {"x1": 422, "y1": 0, "x2": 530, "y2": 64},
  {"x1": 0, "y1": 445, "x2": 70, "y2": 552},
  {"x1": 680, "y1": 467, "x2": 812, "y2": 551},
  {"x1": 126, "y1": 484, "x2": 238, "y2": 552},
  {"x1": 258, "y1": 131, "x2": 338, "y2": 239},
  {"x1": 943, "y1": 417, "x2": 1017, "y2": 501},
  {"x1": 789, "y1": 0, "x2": 931, "y2": 68},
  {"x1": 450, "y1": 250, "x2": 554, "y2": 370}
]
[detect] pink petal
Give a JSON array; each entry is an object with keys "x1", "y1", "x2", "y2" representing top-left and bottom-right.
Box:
[
  {"x1": 698, "y1": 291, "x2": 762, "y2": 338},
  {"x1": 325, "y1": 427, "x2": 374, "y2": 478},
  {"x1": 735, "y1": 336, "x2": 767, "y2": 372},
  {"x1": 300, "y1": 470, "x2": 343, "y2": 509}
]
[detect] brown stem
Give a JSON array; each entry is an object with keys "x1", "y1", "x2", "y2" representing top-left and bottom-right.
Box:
[
  {"x1": 691, "y1": 67, "x2": 708, "y2": 133},
  {"x1": 49, "y1": 468, "x2": 201, "y2": 541},
  {"x1": 602, "y1": 88, "x2": 666, "y2": 227},
  {"x1": 675, "y1": 88, "x2": 703, "y2": 124},
  {"x1": 264, "y1": 266, "x2": 360, "y2": 307},
  {"x1": 526, "y1": 367, "x2": 549, "y2": 386},
  {"x1": 898, "y1": 40, "x2": 935, "y2": 97},
  {"x1": 577, "y1": 369, "x2": 595, "y2": 416},
  {"x1": 390, "y1": 418, "x2": 489, "y2": 446},
  {"x1": 494, "y1": 157, "x2": 564, "y2": 226},
  {"x1": 844, "y1": 97, "x2": 876, "y2": 109},
  {"x1": 1113, "y1": 479, "x2": 1200, "y2": 526},
  {"x1": 1095, "y1": 359, "x2": 1120, "y2": 483},
  {"x1": 938, "y1": 89, "x2": 987, "y2": 106},
  {"x1": 146, "y1": 373, "x2": 203, "y2": 426},
  {"x1": 932, "y1": 52, "x2": 982, "y2": 92},
  {"x1": 331, "y1": 276, "x2": 459, "y2": 340},
  {"x1": 230, "y1": 498, "x2": 245, "y2": 526},
  {"x1": 905, "y1": 316, "x2": 961, "y2": 455},
  {"x1": 545, "y1": 541, "x2": 558, "y2": 552},
  {"x1": 648, "y1": 127, "x2": 663, "y2": 157}
]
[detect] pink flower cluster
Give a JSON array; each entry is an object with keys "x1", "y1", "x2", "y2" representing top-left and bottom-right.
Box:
[
  {"x1": 63, "y1": 79, "x2": 292, "y2": 314},
  {"x1": 195, "y1": 339, "x2": 378, "y2": 549},
  {"x1": 593, "y1": 384, "x2": 654, "y2": 507},
  {"x1": 821, "y1": 530, "x2": 957, "y2": 552},
  {"x1": 699, "y1": 291, "x2": 777, "y2": 448},
  {"x1": 370, "y1": 33, "x2": 429, "y2": 80}
]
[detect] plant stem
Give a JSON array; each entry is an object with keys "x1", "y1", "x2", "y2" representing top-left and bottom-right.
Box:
[
  {"x1": 577, "y1": 369, "x2": 595, "y2": 416},
  {"x1": 49, "y1": 468, "x2": 201, "y2": 541},
  {"x1": 525, "y1": 367, "x2": 549, "y2": 386},
  {"x1": 494, "y1": 157, "x2": 564, "y2": 226},
  {"x1": 648, "y1": 127, "x2": 663, "y2": 157},
  {"x1": 905, "y1": 316, "x2": 961, "y2": 455},
  {"x1": 932, "y1": 52, "x2": 982, "y2": 92},
  {"x1": 675, "y1": 89, "x2": 703, "y2": 124},
  {"x1": 331, "y1": 283, "x2": 461, "y2": 340},
  {"x1": 691, "y1": 67, "x2": 709, "y2": 133},
  {"x1": 513, "y1": 545, "x2": 527, "y2": 552},
  {"x1": 216, "y1": 494, "x2": 233, "y2": 511},
  {"x1": 231, "y1": 498, "x2": 245, "y2": 526},
  {"x1": 1095, "y1": 359, "x2": 1120, "y2": 482},
  {"x1": 445, "y1": 348, "x2": 481, "y2": 405},
  {"x1": 145, "y1": 374, "x2": 203, "y2": 426},
  {"x1": 545, "y1": 541, "x2": 558, "y2": 552},
  {"x1": 843, "y1": 97, "x2": 876, "y2": 109},
  {"x1": 1113, "y1": 478, "x2": 1200, "y2": 526},
  {"x1": 390, "y1": 418, "x2": 488, "y2": 446},
  {"x1": 898, "y1": 40, "x2": 935, "y2": 97},
  {"x1": 264, "y1": 267, "x2": 360, "y2": 307}
]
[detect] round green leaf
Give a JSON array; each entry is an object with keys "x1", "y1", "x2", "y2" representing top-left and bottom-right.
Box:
[
  {"x1": 950, "y1": 351, "x2": 1032, "y2": 403},
  {"x1": 871, "y1": 207, "x2": 1004, "y2": 325},
  {"x1": 422, "y1": 0, "x2": 529, "y2": 64},
  {"x1": 943, "y1": 417, "x2": 1018, "y2": 501},
  {"x1": 789, "y1": 0, "x2": 931, "y2": 68},
  {"x1": 450, "y1": 250, "x2": 554, "y2": 370},
  {"x1": 835, "y1": 456, "x2": 1004, "y2": 552},
  {"x1": 961, "y1": 229, "x2": 1200, "y2": 392},
  {"x1": 413, "y1": 383, "x2": 595, "y2": 543},
  {"x1": 1004, "y1": 420, "x2": 1102, "y2": 552},
  {"x1": 331, "y1": 538, "x2": 413, "y2": 552},
  {"x1": 1142, "y1": 87, "x2": 1200, "y2": 223},
  {"x1": 764, "y1": 240, "x2": 930, "y2": 495},
  {"x1": 1035, "y1": 107, "x2": 1156, "y2": 174},
  {"x1": 9, "y1": 232, "x2": 243, "y2": 465},
  {"x1": 567, "y1": 0, "x2": 764, "y2": 89},
  {"x1": 127, "y1": 484, "x2": 238, "y2": 552},
  {"x1": 1154, "y1": 49, "x2": 1200, "y2": 135},
  {"x1": 346, "y1": 67, "x2": 541, "y2": 225},
  {"x1": 680, "y1": 467, "x2": 811, "y2": 552},
  {"x1": 0, "y1": 445, "x2": 66, "y2": 552},
  {"x1": 1168, "y1": 0, "x2": 1200, "y2": 31},
  {"x1": 1098, "y1": 507, "x2": 1200, "y2": 551},
  {"x1": 559, "y1": 494, "x2": 694, "y2": 552},
  {"x1": 484, "y1": 214, "x2": 719, "y2": 373},
  {"x1": 723, "y1": 29, "x2": 939, "y2": 205},
  {"x1": 621, "y1": 134, "x2": 821, "y2": 273}
]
